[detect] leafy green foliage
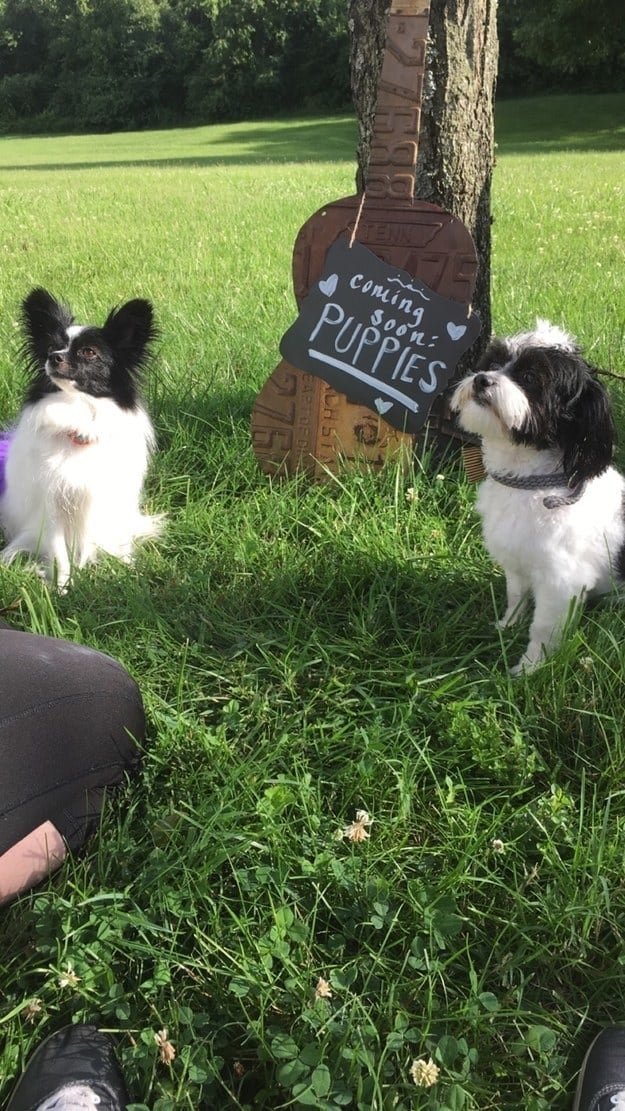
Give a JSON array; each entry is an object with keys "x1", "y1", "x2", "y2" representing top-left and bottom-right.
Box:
[
  {"x1": 498, "y1": 0, "x2": 625, "y2": 95},
  {"x1": 0, "y1": 0, "x2": 350, "y2": 133}
]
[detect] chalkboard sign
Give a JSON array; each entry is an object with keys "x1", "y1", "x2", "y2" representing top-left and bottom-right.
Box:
[{"x1": 280, "y1": 236, "x2": 481, "y2": 436}]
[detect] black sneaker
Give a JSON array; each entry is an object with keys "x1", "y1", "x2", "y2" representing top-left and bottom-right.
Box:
[
  {"x1": 573, "y1": 1027, "x2": 625, "y2": 1111},
  {"x1": 6, "y1": 1024, "x2": 130, "y2": 1111}
]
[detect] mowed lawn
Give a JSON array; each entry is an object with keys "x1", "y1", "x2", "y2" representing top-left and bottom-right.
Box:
[{"x1": 0, "y1": 93, "x2": 624, "y2": 1110}]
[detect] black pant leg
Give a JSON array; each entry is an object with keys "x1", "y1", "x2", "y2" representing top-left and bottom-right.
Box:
[{"x1": 0, "y1": 630, "x2": 144, "y2": 855}]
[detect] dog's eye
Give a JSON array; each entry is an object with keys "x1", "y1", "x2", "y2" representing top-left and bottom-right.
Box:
[
  {"x1": 515, "y1": 365, "x2": 537, "y2": 386},
  {"x1": 79, "y1": 347, "x2": 98, "y2": 359}
]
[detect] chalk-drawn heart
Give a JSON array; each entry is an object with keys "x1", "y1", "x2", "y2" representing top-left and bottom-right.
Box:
[
  {"x1": 375, "y1": 398, "x2": 393, "y2": 415},
  {"x1": 319, "y1": 273, "x2": 338, "y2": 297},
  {"x1": 447, "y1": 322, "x2": 467, "y2": 341}
]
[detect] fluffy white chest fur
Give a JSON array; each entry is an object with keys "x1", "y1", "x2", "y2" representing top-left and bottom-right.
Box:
[
  {"x1": 1, "y1": 393, "x2": 159, "y2": 587},
  {"x1": 451, "y1": 321, "x2": 625, "y2": 672},
  {"x1": 479, "y1": 442, "x2": 624, "y2": 593},
  {"x1": 478, "y1": 445, "x2": 625, "y2": 665}
]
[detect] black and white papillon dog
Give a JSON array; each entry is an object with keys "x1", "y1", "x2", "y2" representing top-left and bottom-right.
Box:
[
  {"x1": 0, "y1": 288, "x2": 162, "y2": 589},
  {"x1": 450, "y1": 319, "x2": 625, "y2": 673}
]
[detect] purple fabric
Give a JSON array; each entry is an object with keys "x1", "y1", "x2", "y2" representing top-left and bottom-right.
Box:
[{"x1": 0, "y1": 433, "x2": 11, "y2": 498}]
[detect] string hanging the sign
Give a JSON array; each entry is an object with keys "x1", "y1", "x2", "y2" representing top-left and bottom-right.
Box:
[{"x1": 348, "y1": 191, "x2": 367, "y2": 250}]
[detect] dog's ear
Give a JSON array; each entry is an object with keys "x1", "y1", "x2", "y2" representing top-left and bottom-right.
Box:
[
  {"x1": 21, "y1": 288, "x2": 74, "y2": 368},
  {"x1": 559, "y1": 370, "x2": 614, "y2": 484},
  {"x1": 103, "y1": 299, "x2": 157, "y2": 371}
]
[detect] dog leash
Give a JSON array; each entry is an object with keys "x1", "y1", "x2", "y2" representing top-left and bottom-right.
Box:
[{"x1": 488, "y1": 470, "x2": 587, "y2": 508}]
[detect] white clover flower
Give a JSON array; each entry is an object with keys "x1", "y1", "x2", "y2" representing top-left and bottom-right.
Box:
[
  {"x1": 342, "y1": 810, "x2": 372, "y2": 842},
  {"x1": 21, "y1": 998, "x2": 43, "y2": 1023},
  {"x1": 155, "y1": 1027, "x2": 176, "y2": 1064},
  {"x1": 410, "y1": 1056, "x2": 440, "y2": 1088},
  {"x1": 58, "y1": 963, "x2": 81, "y2": 989},
  {"x1": 315, "y1": 976, "x2": 333, "y2": 999}
]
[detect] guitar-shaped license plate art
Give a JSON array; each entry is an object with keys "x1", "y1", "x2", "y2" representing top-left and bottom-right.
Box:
[
  {"x1": 280, "y1": 236, "x2": 480, "y2": 436},
  {"x1": 251, "y1": 0, "x2": 480, "y2": 477}
]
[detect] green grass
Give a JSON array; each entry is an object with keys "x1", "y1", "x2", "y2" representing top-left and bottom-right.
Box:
[{"x1": 0, "y1": 92, "x2": 624, "y2": 1110}]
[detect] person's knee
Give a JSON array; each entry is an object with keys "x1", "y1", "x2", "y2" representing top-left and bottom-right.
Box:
[{"x1": 110, "y1": 666, "x2": 146, "y2": 764}]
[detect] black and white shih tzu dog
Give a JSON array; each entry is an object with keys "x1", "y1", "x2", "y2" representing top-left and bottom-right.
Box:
[
  {"x1": 450, "y1": 319, "x2": 625, "y2": 673},
  {"x1": 0, "y1": 288, "x2": 162, "y2": 589}
]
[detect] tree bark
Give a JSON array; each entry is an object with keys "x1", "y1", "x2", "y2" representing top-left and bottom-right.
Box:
[{"x1": 348, "y1": 0, "x2": 498, "y2": 355}]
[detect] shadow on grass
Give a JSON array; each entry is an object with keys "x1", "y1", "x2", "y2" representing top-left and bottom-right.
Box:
[
  {"x1": 496, "y1": 92, "x2": 625, "y2": 154},
  {"x1": 155, "y1": 380, "x2": 260, "y2": 428},
  {"x1": 0, "y1": 116, "x2": 358, "y2": 172},
  {"x1": 66, "y1": 544, "x2": 498, "y2": 696},
  {"x1": 58, "y1": 409, "x2": 498, "y2": 682},
  {"x1": 137, "y1": 389, "x2": 494, "y2": 659}
]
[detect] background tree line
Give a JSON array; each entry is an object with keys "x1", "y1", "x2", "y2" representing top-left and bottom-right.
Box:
[
  {"x1": 0, "y1": 0, "x2": 622, "y2": 134},
  {"x1": 0, "y1": 0, "x2": 349, "y2": 132}
]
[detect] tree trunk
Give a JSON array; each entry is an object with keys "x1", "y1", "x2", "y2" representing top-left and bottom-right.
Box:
[{"x1": 348, "y1": 0, "x2": 498, "y2": 359}]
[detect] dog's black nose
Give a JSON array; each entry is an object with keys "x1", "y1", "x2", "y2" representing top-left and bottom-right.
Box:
[{"x1": 473, "y1": 372, "x2": 493, "y2": 392}]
